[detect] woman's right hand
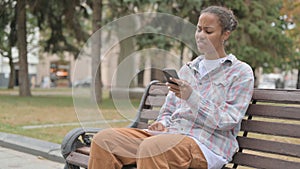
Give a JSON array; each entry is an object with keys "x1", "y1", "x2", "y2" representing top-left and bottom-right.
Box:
[{"x1": 148, "y1": 122, "x2": 168, "y2": 132}]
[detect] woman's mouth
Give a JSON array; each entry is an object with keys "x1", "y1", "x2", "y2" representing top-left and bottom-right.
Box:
[{"x1": 197, "y1": 41, "x2": 206, "y2": 48}]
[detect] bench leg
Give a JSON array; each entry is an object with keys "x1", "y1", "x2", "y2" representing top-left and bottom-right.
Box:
[{"x1": 64, "y1": 163, "x2": 81, "y2": 169}]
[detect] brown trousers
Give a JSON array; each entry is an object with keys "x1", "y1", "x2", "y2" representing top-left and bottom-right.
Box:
[{"x1": 88, "y1": 128, "x2": 207, "y2": 169}]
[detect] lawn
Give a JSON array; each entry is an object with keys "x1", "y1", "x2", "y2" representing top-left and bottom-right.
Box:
[{"x1": 0, "y1": 88, "x2": 140, "y2": 143}]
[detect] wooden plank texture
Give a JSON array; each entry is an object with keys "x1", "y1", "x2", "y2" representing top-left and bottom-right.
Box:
[
  {"x1": 253, "y1": 89, "x2": 300, "y2": 103},
  {"x1": 237, "y1": 136, "x2": 300, "y2": 158},
  {"x1": 136, "y1": 122, "x2": 149, "y2": 129},
  {"x1": 246, "y1": 104, "x2": 300, "y2": 120},
  {"x1": 76, "y1": 146, "x2": 90, "y2": 155},
  {"x1": 145, "y1": 95, "x2": 166, "y2": 107},
  {"x1": 241, "y1": 120, "x2": 300, "y2": 138},
  {"x1": 149, "y1": 84, "x2": 169, "y2": 95},
  {"x1": 66, "y1": 151, "x2": 89, "y2": 168},
  {"x1": 232, "y1": 152, "x2": 300, "y2": 169},
  {"x1": 140, "y1": 110, "x2": 160, "y2": 120}
]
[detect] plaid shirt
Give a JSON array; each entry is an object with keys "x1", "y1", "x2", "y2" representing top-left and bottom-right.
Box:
[{"x1": 157, "y1": 54, "x2": 254, "y2": 161}]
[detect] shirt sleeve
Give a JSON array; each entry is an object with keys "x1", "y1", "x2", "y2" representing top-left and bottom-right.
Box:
[{"x1": 186, "y1": 64, "x2": 254, "y2": 131}]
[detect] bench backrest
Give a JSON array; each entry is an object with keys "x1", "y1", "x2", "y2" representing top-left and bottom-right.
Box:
[
  {"x1": 131, "y1": 81, "x2": 300, "y2": 169},
  {"x1": 129, "y1": 80, "x2": 169, "y2": 129},
  {"x1": 233, "y1": 89, "x2": 300, "y2": 169}
]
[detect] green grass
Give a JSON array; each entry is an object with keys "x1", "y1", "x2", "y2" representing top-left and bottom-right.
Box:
[
  {"x1": 0, "y1": 88, "x2": 140, "y2": 144},
  {"x1": 1, "y1": 95, "x2": 73, "y2": 107}
]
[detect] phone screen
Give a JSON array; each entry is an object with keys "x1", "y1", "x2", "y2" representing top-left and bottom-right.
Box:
[{"x1": 162, "y1": 68, "x2": 179, "y2": 85}]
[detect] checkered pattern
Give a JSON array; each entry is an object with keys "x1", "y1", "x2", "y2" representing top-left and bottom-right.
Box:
[{"x1": 157, "y1": 54, "x2": 254, "y2": 161}]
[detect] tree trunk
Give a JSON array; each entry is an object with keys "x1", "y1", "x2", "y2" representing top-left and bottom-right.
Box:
[
  {"x1": 297, "y1": 69, "x2": 300, "y2": 89},
  {"x1": 17, "y1": 0, "x2": 31, "y2": 96},
  {"x1": 252, "y1": 67, "x2": 260, "y2": 88},
  {"x1": 92, "y1": 0, "x2": 102, "y2": 103},
  {"x1": 116, "y1": 37, "x2": 136, "y2": 88},
  {"x1": 180, "y1": 42, "x2": 184, "y2": 67},
  {"x1": 8, "y1": 49, "x2": 15, "y2": 89}
]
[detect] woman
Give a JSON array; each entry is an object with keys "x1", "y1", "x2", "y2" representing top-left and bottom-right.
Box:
[{"x1": 89, "y1": 6, "x2": 254, "y2": 169}]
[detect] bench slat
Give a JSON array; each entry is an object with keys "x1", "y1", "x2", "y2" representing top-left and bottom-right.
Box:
[
  {"x1": 140, "y1": 110, "x2": 160, "y2": 120},
  {"x1": 253, "y1": 89, "x2": 300, "y2": 103},
  {"x1": 149, "y1": 84, "x2": 169, "y2": 95},
  {"x1": 76, "y1": 146, "x2": 90, "y2": 155},
  {"x1": 136, "y1": 122, "x2": 149, "y2": 129},
  {"x1": 241, "y1": 120, "x2": 300, "y2": 138},
  {"x1": 66, "y1": 151, "x2": 89, "y2": 168},
  {"x1": 237, "y1": 136, "x2": 300, "y2": 158},
  {"x1": 145, "y1": 95, "x2": 166, "y2": 107},
  {"x1": 232, "y1": 152, "x2": 300, "y2": 169},
  {"x1": 246, "y1": 104, "x2": 300, "y2": 120}
]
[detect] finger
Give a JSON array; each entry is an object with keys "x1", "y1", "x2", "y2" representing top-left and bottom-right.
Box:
[
  {"x1": 169, "y1": 87, "x2": 180, "y2": 93},
  {"x1": 170, "y1": 78, "x2": 184, "y2": 86},
  {"x1": 157, "y1": 125, "x2": 163, "y2": 131},
  {"x1": 175, "y1": 93, "x2": 182, "y2": 98},
  {"x1": 157, "y1": 124, "x2": 166, "y2": 131},
  {"x1": 148, "y1": 122, "x2": 157, "y2": 130},
  {"x1": 167, "y1": 83, "x2": 180, "y2": 92},
  {"x1": 169, "y1": 77, "x2": 179, "y2": 85},
  {"x1": 166, "y1": 82, "x2": 179, "y2": 88}
]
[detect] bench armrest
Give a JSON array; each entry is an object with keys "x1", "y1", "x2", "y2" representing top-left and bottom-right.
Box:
[{"x1": 61, "y1": 127, "x2": 100, "y2": 159}]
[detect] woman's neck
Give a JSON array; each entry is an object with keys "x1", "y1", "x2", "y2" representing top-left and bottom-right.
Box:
[{"x1": 204, "y1": 50, "x2": 227, "y2": 60}]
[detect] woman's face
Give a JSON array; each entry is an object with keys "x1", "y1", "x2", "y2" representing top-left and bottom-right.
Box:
[{"x1": 195, "y1": 13, "x2": 229, "y2": 56}]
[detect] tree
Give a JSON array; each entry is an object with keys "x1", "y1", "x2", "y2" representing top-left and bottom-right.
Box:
[
  {"x1": 102, "y1": 1, "x2": 294, "y2": 88},
  {"x1": 280, "y1": 0, "x2": 300, "y2": 88},
  {"x1": 17, "y1": 0, "x2": 31, "y2": 96},
  {"x1": 28, "y1": 0, "x2": 90, "y2": 58},
  {"x1": 92, "y1": 0, "x2": 103, "y2": 103},
  {"x1": 0, "y1": 0, "x2": 17, "y2": 89},
  {"x1": 103, "y1": 0, "x2": 140, "y2": 88}
]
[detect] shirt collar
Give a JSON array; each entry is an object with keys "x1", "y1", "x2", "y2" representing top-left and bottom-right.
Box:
[
  {"x1": 186, "y1": 54, "x2": 236, "y2": 71},
  {"x1": 221, "y1": 53, "x2": 236, "y2": 64}
]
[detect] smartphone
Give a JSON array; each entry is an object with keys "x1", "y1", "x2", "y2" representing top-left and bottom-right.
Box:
[{"x1": 162, "y1": 68, "x2": 179, "y2": 85}]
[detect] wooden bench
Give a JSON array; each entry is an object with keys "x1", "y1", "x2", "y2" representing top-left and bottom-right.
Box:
[{"x1": 61, "y1": 80, "x2": 300, "y2": 169}]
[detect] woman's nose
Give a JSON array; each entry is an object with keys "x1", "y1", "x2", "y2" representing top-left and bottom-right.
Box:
[{"x1": 196, "y1": 32, "x2": 206, "y2": 40}]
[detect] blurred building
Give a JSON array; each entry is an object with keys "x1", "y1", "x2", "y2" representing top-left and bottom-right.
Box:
[{"x1": 0, "y1": 48, "x2": 38, "y2": 88}]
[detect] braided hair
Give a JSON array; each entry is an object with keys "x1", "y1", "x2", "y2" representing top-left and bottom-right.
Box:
[{"x1": 201, "y1": 6, "x2": 238, "y2": 33}]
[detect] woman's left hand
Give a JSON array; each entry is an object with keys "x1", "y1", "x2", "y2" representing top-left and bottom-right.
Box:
[{"x1": 167, "y1": 78, "x2": 193, "y2": 100}]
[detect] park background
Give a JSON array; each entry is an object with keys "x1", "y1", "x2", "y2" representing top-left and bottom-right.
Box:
[{"x1": 0, "y1": 0, "x2": 300, "y2": 153}]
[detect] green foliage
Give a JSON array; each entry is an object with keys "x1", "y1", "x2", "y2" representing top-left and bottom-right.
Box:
[
  {"x1": 0, "y1": 0, "x2": 17, "y2": 55},
  {"x1": 28, "y1": 0, "x2": 91, "y2": 58},
  {"x1": 109, "y1": 0, "x2": 294, "y2": 73},
  {"x1": 1, "y1": 0, "x2": 296, "y2": 76},
  {"x1": 222, "y1": 0, "x2": 294, "y2": 71}
]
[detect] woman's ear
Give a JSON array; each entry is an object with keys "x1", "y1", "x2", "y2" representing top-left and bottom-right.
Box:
[{"x1": 222, "y1": 31, "x2": 231, "y2": 41}]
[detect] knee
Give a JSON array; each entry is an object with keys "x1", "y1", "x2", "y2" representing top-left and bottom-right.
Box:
[
  {"x1": 93, "y1": 128, "x2": 115, "y2": 143},
  {"x1": 93, "y1": 128, "x2": 121, "y2": 149},
  {"x1": 137, "y1": 137, "x2": 167, "y2": 158},
  {"x1": 91, "y1": 128, "x2": 120, "y2": 153},
  {"x1": 137, "y1": 138, "x2": 155, "y2": 158},
  {"x1": 137, "y1": 134, "x2": 186, "y2": 158}
]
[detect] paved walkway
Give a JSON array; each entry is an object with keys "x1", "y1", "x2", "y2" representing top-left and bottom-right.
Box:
[
  {"x1": 0, "y1": 132, "x2": 65, "y2": 169},
  {"x1": 0, "y1": 146, "x2": 64, "y2": 169}
]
